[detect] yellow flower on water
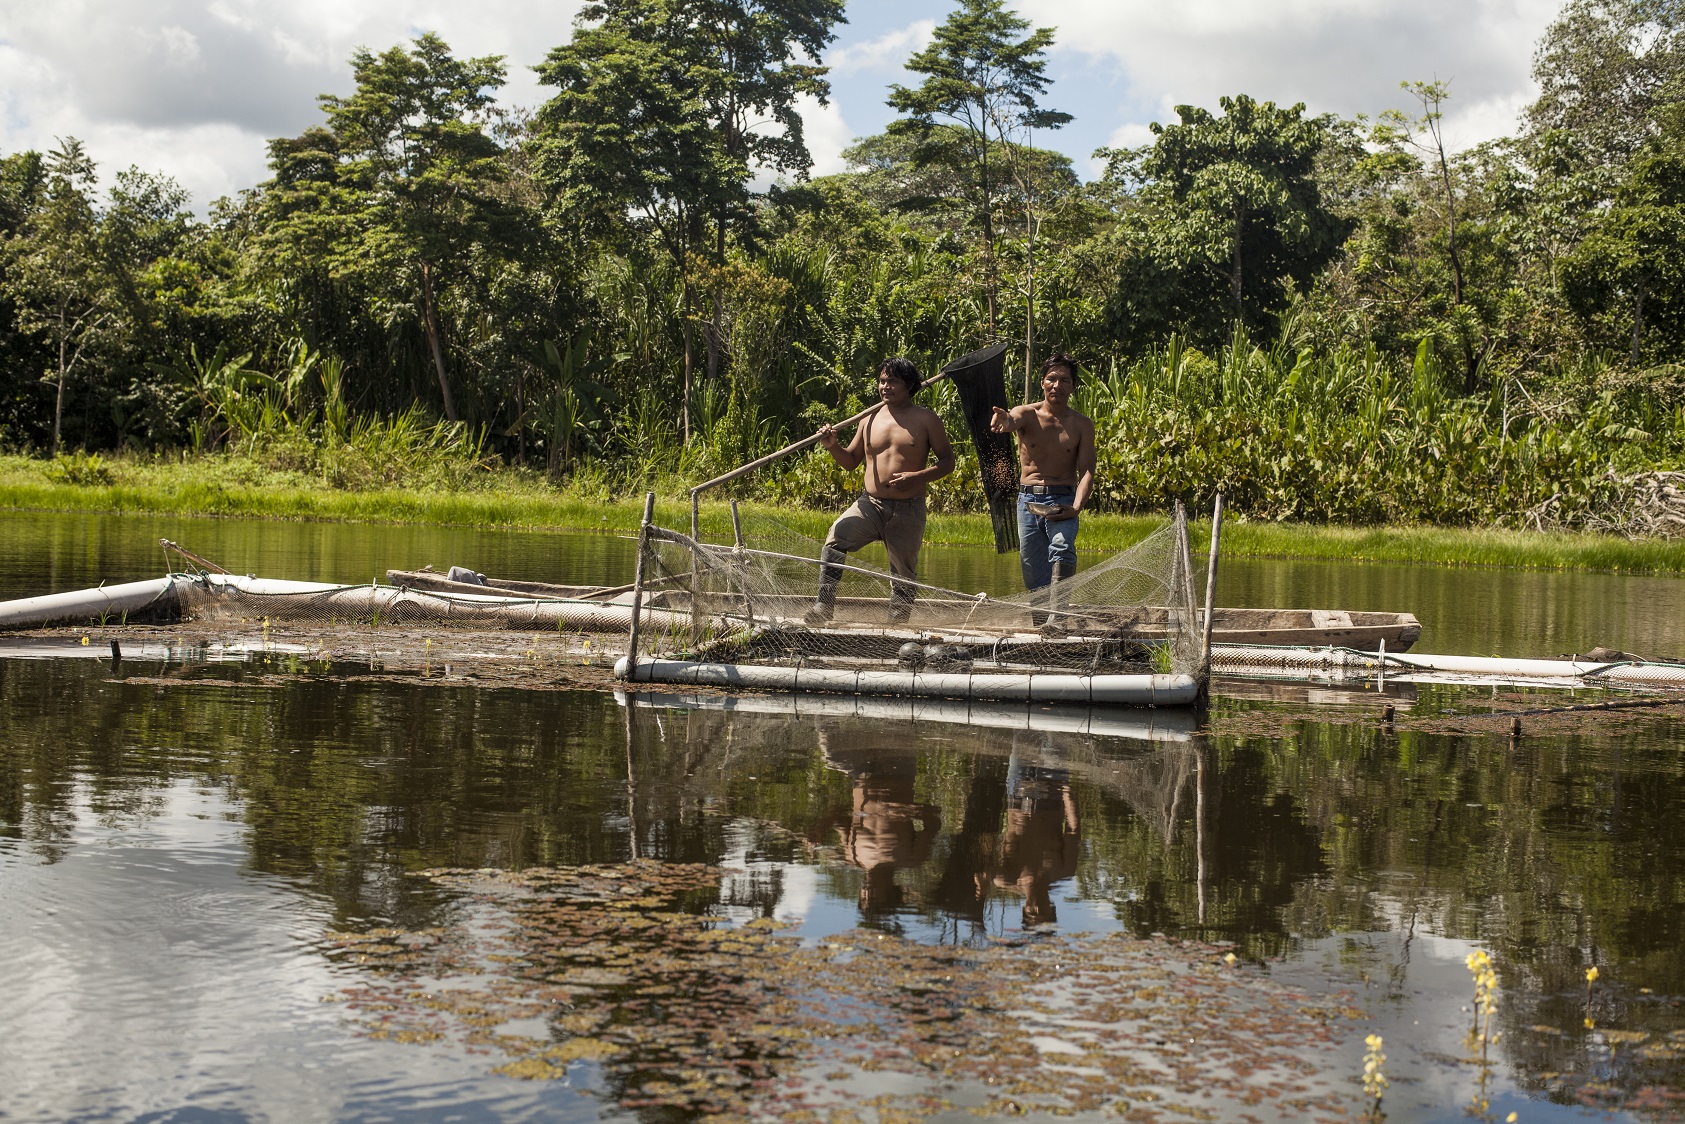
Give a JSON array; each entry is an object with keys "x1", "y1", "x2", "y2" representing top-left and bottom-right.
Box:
[
  {"x1": 1507, "y1": 1113, "x2": 1519, "y2": 1122},
  {"x1": 1586, "y1": 966, "x2": 1600, "y2": 983},
  {"x1": 1361, "y1": 1033, "x2": 1388, "y2": 1100}
]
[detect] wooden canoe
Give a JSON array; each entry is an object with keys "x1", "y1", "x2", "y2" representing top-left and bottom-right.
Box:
[{"x1": 387, "y1": 570, "x2": 1419, "y2": 652}]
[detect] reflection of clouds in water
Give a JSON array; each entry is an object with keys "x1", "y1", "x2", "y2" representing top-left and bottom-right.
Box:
[
  {"x1": 713, "y1": 818, "x2": 820, "y2": 926},
  {"x1": 0, "y1": 779, "x2": 441, "y2": 1121}
]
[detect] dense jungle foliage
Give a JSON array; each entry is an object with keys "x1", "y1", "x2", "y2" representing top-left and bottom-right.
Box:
[{"x1": 4, "y1": 0, "x2": 1685, "y2": 531}]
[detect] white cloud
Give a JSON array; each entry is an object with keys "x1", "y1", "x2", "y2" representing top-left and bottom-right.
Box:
[
  {"x1": 1018, "y1": 0, "x2": 1562, "y2": 150},
  {"x1": 797, "y1": 94, "x2": 855, "y2": 177},
  {"x1": 0, "y1": 0, "x2": 1568, "y2": 208},
  {"x1": 826, "y1": 19, "x2": 935, "y2": 76},
  {"x1": 0, "y1": 0, "x2": 590, "y2": 206},
  {"x1": 1105, "y1": 123, "x2": 1157, "y2": 150}
]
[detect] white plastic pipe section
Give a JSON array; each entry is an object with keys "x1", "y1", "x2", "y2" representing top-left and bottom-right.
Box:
[
  {"x1": 187, "y1": 575, "x2": 690, "y2": 633},
  {"x1": 615, "y1": 687, "x2": 1197, "y2": 740},
  {"x1": 613, "y1": 656, "x2": 1201, "y2": 707},
  {"x1": 0, "y1": 574, "x2": 697, "y2": 633},
  {"x1": 1212, "y1": 644, "x2": 1685, "y2": 688},
  {"x1": 0, "y1": 577, "x2": 175, "y2": 629}
]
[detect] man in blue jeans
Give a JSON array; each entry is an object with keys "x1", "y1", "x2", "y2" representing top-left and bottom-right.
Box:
[{"x1": 989, "y1": 354, "x2": 1095, "y2": 630}]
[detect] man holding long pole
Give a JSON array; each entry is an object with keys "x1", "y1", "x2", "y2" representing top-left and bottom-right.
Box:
[
  {"x1": 806, "y1": 357, "x2": 955, "y2": 626},
  {"x1": 990, "y1": 354, "x2": 1095, "y2": 627}
]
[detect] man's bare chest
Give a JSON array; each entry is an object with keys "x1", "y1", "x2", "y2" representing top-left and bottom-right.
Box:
[
  {"x1": 1025, "y1": 417, "x2": 1078, "y2": 454},
  {"x1": 865, "y1": 417, "x2": 925, "y2": 458}
]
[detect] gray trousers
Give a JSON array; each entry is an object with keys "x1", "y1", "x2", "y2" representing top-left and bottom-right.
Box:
[{"x1": 818, "y1": 494, "x2": 928, "y2": 611}]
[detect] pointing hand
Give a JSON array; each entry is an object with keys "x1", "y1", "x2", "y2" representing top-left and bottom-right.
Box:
[{"x1": 989, "y1": 406, "x2": 1013, "y2": 434}]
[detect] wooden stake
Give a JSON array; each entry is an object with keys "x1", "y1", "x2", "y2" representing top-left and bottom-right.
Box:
[
  {"x1": 1200, "y1": 493, "x2": 1225, "y2": 676},
  {"x1": 625, "y1": 492, "x2": 656, "y2": 677}
]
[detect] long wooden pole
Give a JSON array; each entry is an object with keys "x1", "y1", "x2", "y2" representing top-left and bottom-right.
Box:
[
  {"x1": 625, "y1": 491, "x2": 656, "y2": 676},
  {"x1": 1200, "y1": 493, "x2": 1225, "y2": 676},
  {"x1": 689, "y1": 370, "x2": 956, "y2": 497}
]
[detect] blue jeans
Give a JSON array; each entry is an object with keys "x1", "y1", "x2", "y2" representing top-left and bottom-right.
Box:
[{"x1": 1016, "y1": 488, "x2": 1079, "y2": 593}]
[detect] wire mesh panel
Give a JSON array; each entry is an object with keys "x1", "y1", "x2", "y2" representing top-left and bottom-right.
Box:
[{"x1": 629, "y1": 506, "x2": 1205, "y2": 680}]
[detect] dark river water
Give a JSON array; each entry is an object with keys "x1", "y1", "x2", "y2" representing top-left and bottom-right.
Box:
[{"x1": 2, "y1": 511, "x2": 1684, "y2": 1122}]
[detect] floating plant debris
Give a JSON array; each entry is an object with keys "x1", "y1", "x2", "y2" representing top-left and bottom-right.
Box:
[{"x1": 328, "y1": 861, "x2": 1365, "y2": 1120}]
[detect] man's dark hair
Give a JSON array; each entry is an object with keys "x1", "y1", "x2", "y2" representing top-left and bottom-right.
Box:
[
  {"x1": 878, "y1": 355, "x2": 922, "y2": 394},
  {"x1": 1042, "y1": 353, "x2": 1080, "y2": 387}
]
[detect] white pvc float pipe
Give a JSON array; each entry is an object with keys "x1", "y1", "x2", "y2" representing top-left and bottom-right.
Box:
[
  {"x1": 0, "y1": 573, "x2": 698, "y2": 634},
  {"x1": 614, "y1": 688, "x2": 1197, "y2": 740},
  {"x1": 612, "y1": 656, "x2": 1201, "y2": 707},
  {"x1": 0, "y1": 577, "x2": 175, "y2": 629},
  {"x1": 1211, "y1": 644, "x2": 1685, "y2": 688},
  {"x1": 185, "y1": 574, "x2": 699, "y2": 632}
]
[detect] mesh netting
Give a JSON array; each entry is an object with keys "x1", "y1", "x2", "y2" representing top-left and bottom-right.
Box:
[
  {"x1": 630, "y1": 506, "x2": 1204, "y2": 678},
  {"x1": 121, "y1": 505, "x2": 1203, "y2": 684},
  {"x1": 160, "y1": 573, "x2": 659, "y2": 669}
]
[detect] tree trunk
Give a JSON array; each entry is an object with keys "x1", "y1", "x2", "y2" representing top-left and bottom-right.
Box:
[
  {"x1": 978, "y1": 111, "x2": 997, "y2": 340},
  {"x1": 1231, "y1": 205, "x2": 1246, "y2": 322},
  {"x1": 1438, "y1": 154, "x2": 1465, "y2": 306},
  {"x1": 1632, "y1": 281, "x2": 1648, "y2": 365},
  {"x1": 420, "y1": 260, "x2": 459, "y2": 423},
  {"x1": 706, "y1": 292, "x2": 722, "y2": 385},
  {"x1": 52, "y1": 322, "x2": 66, "y2": 458},
  {"x1": 707, "y1": 214, "x2": 725, "y2": 385},
  {"x1": 1024, "y1": 194, "x2": 1036, "y2": 402},
  {"x1": 681, "y1": 278, "x2": 695, "y2": 443}
]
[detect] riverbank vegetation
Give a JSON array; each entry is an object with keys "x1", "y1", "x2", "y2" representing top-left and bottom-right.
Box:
[
  {"x1": 4, "y1": 0, "x2": 1685, "y2": 540},
  {"x1": 8, "y1": 452, "x2": 1685, "y2": 574}
]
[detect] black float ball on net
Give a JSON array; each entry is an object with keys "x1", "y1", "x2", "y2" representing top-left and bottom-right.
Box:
[{"x1": 897, "y1": 642, "x2": 926, "y2": 669}]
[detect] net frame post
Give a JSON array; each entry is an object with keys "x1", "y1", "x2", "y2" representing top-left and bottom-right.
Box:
[
  {"x1": 626, "y1": 491, "x2": 657, "y2": 676},
  {"x1": 1173, "y1": 501, "x2": 1198, "y2": 665},
  {"x1": 689, "y1": 490, "x2": 702, "y2": 647},
  {"x1": 1200, "y1": 493, "x2": 1226, "y2": 680},
  {"x1": 728, "y1": 499, "x2": 754, "y2": 631}
]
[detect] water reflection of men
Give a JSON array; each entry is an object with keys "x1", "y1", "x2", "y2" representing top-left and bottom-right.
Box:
[
  {"x1": 989, "y1": 745, "x2": 1080, "y2": 929},
  {"x1": 819, "y1": 750, "x2": 942, "y2": 918}
]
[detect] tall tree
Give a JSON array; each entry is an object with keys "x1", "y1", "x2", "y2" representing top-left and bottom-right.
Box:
[
  {"x1": 1380, "y1": 80, "x2": 1493, "y2": 388},
  {"x1": 534, "y1": 0, "x2": 842, "y2": 439},
  {"x1": 264, "y1": 34, "x2": 516, "y2": 423},
  {"x1": 1560, "y1": 148, "x2": 1685, "y2": 360},
  {"x1": 686, "y1": 0, "x2": 843, "y2": 384},
  {"x1": 1, "y1": 139, "x2": 115, "y2": 455},
  {"x1": 887, "y1": 0, "x2": 1068, "y2": 343},
  {"x1": 0, "y1": 149, "x2": 48, "y2": 443},
  {"x1": 1527, "y1": 0, "x2": 1685, "y2": 175},
  {"x1": 1098, "y1": 96, "x2": 1345, "y2": 348}
]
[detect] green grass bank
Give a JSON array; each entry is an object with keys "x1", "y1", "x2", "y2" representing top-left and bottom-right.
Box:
[{"x1": 4, "y1": 453, "x2": 1684, "y2": 575}]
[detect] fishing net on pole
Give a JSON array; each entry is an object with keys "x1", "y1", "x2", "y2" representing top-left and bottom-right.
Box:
[{"x1": 629, "y1": 506, "x2": 1205, "y2": 679}]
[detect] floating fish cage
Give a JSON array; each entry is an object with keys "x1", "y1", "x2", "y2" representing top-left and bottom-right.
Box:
[{"x1": 613, "y1": 499, "x2": 1211, "y2": 708}]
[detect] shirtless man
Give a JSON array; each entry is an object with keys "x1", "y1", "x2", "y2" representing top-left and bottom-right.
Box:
[
  {"x1": 989, "y1": 354, "x2": 1096, "y2": 619},
  {"x1": 807, "y1": 357, "x2": 955, "y2": 625}
]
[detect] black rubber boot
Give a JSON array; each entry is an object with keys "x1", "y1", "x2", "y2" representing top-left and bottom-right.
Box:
[{"x1": 805, "y1": 547, "x2": 844, "y2": 626}]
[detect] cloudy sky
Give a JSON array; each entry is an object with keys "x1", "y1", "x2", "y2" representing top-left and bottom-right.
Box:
[{"x1": 0, "y1": 0, "x2": 1566, "y2": 208}]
